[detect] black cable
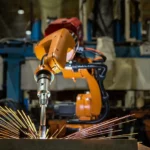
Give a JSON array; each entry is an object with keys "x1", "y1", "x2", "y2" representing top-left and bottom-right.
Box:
[
  {"x1": 76, "y1": 47, "x2": 107, "y2": 62},
  {"x1": 87, "y1": 51, "x2": 106, "y2": 62},
  {"x1": 66, "y1": 63, "x2": 107, "y2": 71}
]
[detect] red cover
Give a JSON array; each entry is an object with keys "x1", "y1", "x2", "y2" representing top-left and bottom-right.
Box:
[{"x1": 45, "y1": 17, "x2": 83, "y2": 42}]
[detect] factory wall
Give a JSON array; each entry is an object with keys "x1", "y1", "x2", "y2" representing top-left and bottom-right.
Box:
[
  {"x1": 21, "y1": 59, "x2": 87, "y2": 91},
  {"x1": 20, "y1": 58, "x2": 150, "y2": 91}
]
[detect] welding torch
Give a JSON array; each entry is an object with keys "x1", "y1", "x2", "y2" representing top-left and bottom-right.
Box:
[
  {"x1": 34, "y1": 54, "x2": 55, "y2": 139},
  {"x1": 36, "y1": 73, "x2": 50, "y2": 139},
  {"x1": 34, "y1": 28, "x2": 76, "y2": 139}
]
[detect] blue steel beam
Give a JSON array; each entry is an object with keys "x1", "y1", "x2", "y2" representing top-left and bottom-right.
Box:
[
  {"x1": 0, "y1": 45, "x2": 35, "y2": 103},
  {"x1": 6, "y1": 55, "x2": 23, "y2": 103},
  {"x1": 0, "y1": 45, "x2": 35, "y2": 57}
]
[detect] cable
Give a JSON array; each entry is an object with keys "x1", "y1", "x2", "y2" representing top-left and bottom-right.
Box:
[
  {"x1": 76, "y1": 46, "x2": 106, "y2": 62},
  {"x1": 84, "y1": 47, "x2": 106, "y2": 62}
]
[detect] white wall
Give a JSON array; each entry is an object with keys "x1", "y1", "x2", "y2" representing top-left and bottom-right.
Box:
[
  {"x1": 21, "y1": 58, "x2": 150, "y2": 91},
  {"x1": 21, "y1": 59, "x2": 87, "y2": 91}
]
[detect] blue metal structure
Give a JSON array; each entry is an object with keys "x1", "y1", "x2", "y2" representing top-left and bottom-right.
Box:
[
  {"x1": 87, "y1": 20, "x2": 92, "y2": 42},
  {"x1": 114, "y1": 21, "x2": 142, "y2": 43},
  {"x1": 115, "y1": 46, "x2": 150, "y2": 58},
  {"x1": 0, "y1": 43, "x2": 35, "y2": 103},
  {"x1": 6, "y1": 55, "x2": 23, "y2": 103},
  {"x1": 131, "y1": 22, "x2": 142, "y2": 41},
  {"x1": 31, "y1": 20, "x2": 43, "y2": 41}
]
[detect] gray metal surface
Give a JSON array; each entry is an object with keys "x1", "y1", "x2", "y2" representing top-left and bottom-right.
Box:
[{"x1": 0, "y1": 139, "x2": 137, "y2": 150}]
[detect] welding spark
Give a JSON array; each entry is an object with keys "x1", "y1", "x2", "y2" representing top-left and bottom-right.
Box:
[{"x1": 0, "y1": 107, "x2": 136, "y2": 140}]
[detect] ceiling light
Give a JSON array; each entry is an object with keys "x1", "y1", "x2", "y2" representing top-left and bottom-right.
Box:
[
  {"x1": 18, "y1": 8, "x2": 24, "y2": 15},
  {"x1": 25, "y1": 30, "x2": 31, "y2": 35}
]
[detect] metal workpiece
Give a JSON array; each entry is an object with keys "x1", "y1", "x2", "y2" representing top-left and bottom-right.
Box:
[
  {"x1": 39, "y1": 125, "x2": 46, "y2": 139},
  {"x1": 0, "y1": 139, "x2": 138, "y2": 150},
  {"x1": 40, "y1": 105, "x2": 46, "y2": 126},
  {"x1": 39, "y1": 104, "x2": 46, "y2": 138}
]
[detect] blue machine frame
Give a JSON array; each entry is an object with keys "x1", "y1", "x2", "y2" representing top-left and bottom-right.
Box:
[{"x1": 0, "y1": 44, "x2": 35, "y2": 103}]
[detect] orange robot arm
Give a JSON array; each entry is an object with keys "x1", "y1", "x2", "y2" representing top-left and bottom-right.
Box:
[
  {"x1": 34, "y1": 27, "x2": 108, "y2": 138},
  {"x1": 63, "y1": 69, "x2": 102, "y2": 121},
  {"x1": 34, "y1": 28, "x2": 77, "y2": 138},
  {"x1": 34, "y1": 28, "x2": 77, "y2": 74}
]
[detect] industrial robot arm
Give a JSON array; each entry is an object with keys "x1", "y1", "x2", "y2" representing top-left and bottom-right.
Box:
[
  {"x1": 34, "y1": 18, "x2": 109, "y2": 138},
  {"x1": 34, "y1": 28, "x2": 77, "y2": 138}
]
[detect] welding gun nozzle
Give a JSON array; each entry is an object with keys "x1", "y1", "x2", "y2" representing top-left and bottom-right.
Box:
[{"x1": 39, "y1": 125, "x2": 46, "y2": 139}]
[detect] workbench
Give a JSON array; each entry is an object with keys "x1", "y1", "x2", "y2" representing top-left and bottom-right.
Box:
[{"x1": 0, "y1": 139, "x2": 138, "y2": 150}]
